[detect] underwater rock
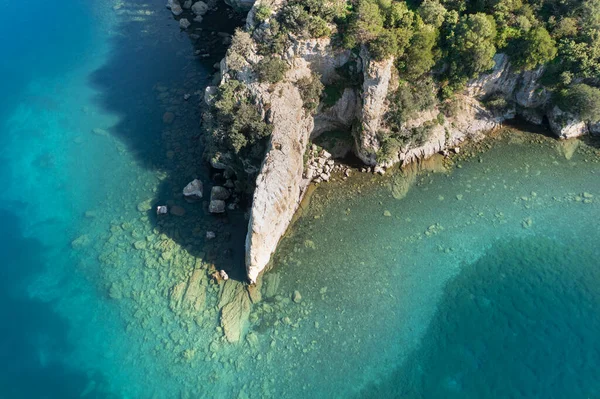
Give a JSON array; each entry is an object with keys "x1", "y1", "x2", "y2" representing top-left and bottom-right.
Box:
[
  {"x1": 183, "y1": 179, "x2": 203, "y2": 200},
  {"x1": 219, "y1": 282, "x2": 251, "y2": 343},
  {"x1": 181, "y1": 269, "x2": 207, "y2": 312},
  {"x1": 170, "y1": 205, "x2": 186, "y2": 216},
  {"x1": 169, "y1": 282, "x2": 187, "y2": 311},
  {"x1": 206, "y1": 231, "x2": 216, "y2": 240},
  {"x1": 170, "y1": 270, "x2": 207, "y2": 314},
  {"x1": 71, "y1": 235, "x2": 90, "y2": 249},
  {"x1": 191, "y1": 1, "x2": 208, "y2": 15},
  {"x1": 209, "y1": 200, "x2": 226, "y2": 214},
  {"x1": 91, "y1": 128, "x2": 109, "y2": 136},
  {"x1": 211, "y1": 186, "x2": 231, "y2": 201},
  {"x1": 219, "y1": 270, "x2": 229, "y2": 281},
  {"x1": 247, "y1": 279, "x2": 262, "y2": 304},
  {"x1": 156, "y1": 205, "x2": 168, "y2": 215},
  {"x1": 171, "y1": 3, "x2": 183, "y2": 15},
  {"x1": 263, "y1": 273, "x2": 281, "y2": 298},
  {"x1": 182, "y1": 0, "x2": 192, "y2": 8},
  {"x1": 162, "y1": 112, "x2": 175, "y2": 124},
  {"x1": 179, "y1": 18, "x2": 191, "y2": 29},
  {"x1": 292, "y1": 290, "x2": 302, "y2": 303},
  {"x1": 138, "y1": 199, "x2": 153, "y2": 212}
]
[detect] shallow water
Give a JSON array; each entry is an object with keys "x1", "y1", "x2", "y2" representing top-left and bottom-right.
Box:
[{"x1": 1, "y1": 1, "x2": 600, "y2": 398}]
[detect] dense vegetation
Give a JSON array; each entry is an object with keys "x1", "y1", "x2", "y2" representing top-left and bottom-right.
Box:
[
  {"x1": 205, "y1": 80, "x2": 272, "y2": 170},
  {"x1": 253, "y1": 0, "x2": 600, "y2": 103}
]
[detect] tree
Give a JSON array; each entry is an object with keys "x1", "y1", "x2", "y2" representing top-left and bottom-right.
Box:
[
  {"x1": 349, "y1": 0, "x2": 385, "y2": 44},
  {"x1": 510, "y1": 26, "x2": 557, "y2": 70},
  {"x1": 560, "y1": 84, "x2": 600, "y2": 121},
  {"x1": 418, "y1": 0, "x2": 448, "y2": 28},
  {"x1": 399, "y1": 20, "x2": 438, "y2": 79},
  {"x1": 448, "y1": 13, "x2": 498, "y2": 80}
]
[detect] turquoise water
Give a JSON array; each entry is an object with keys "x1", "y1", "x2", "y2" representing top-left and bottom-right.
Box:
[{"x1": 1, "y1": 1, "x2": 600, "y2": 398}]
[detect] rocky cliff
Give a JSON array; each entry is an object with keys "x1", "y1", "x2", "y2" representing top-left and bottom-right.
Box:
[{"x1": 206, "y1": 2, "x2": 595, "y2": 284}]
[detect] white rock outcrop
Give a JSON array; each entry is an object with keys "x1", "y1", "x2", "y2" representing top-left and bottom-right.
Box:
[
  {"x1": 356, "y1": 47, "x2": 394, "y2": 165},
  {"x1": 547, "y1": 106, "x2": 589, "y2": 139}
]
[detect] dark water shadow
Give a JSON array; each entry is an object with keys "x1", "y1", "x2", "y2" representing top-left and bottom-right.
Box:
[
  {"x1": 0, "y1": 209, "x2": 110, "y2": 399},
  {"x1": 357, "y1": 237, "x2": 600, "y2": 398},
  {"x1": 87, "y1": 0, "x2": 248, "y2": 280}
]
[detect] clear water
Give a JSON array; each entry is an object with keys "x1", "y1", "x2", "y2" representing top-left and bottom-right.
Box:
[{"x1": 1, "y1": 1, "x2": 600, "y2": 398}]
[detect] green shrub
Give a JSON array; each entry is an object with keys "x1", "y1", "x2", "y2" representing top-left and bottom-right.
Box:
[
  {"x1": 558, "y1": 83, "x2": 600, "y2": 121},
  {"x1": 483, "y1": 92, "x2": 509, "y2": 113},
  {"x1": 386, "y1": 79, "x2": 437, "y2": 131},
  {"x1": 211, "y1": 80, "x2": 273, "y2": 157},
  {"x1": 297, "y1": 74, "x2": 325, "y2": 112},
  {"x1": 254, "y1": 5, "x2": 272, "y2": 24},
  {"x1": 255, "y1": 56, "x2": 289, "y2": 83}
]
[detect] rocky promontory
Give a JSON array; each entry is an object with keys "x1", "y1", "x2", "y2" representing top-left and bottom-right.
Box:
[{"x1": 193, "y1": 0, "x2": 600, "y2": 283}]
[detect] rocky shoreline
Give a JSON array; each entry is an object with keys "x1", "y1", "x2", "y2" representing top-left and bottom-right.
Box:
[{"x1": 168, "y1": 0, "x2": 600, "y2": 285}]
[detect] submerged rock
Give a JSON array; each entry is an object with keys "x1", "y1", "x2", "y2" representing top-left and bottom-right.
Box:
[
  {"x1": 547, "y1": 106, "x2": 588, "y2": 139},
  {"x1": 292, "y1": 290, "x2": 302, "y2": 303},
  {"x1": 219, "y1": 281, "x2": 251, "y2": 343},
  {"x1": 171, "y1": 3, "x2": 183, "y2": 15},
  {"x1": 210, "y1": 186, "x2": 230, "y2": 201},
  {"x1": 191, "y1": 1, "x2": 208, "y2": 15},
  {"x1": 209, "y1": 200, "x2": 226, "y2": 214},
  {"x1": 170, "y1": 205, "x2": 186, "y2": 216},
  {"x1": 156, "y1": 205, "x2": 168, "y2": 215},
  {"x1": 179, "y1": 18, "x2": 191, "y2": 29},
  {"x1": 169, "y1": 269, "x2": 207, "y2": 314},
  {"x1": 183, "y1": 179, "x2": 203, "y2": 200},
  {"x1": 162, "y1": 112, "x2": 175, "y2": 124}
]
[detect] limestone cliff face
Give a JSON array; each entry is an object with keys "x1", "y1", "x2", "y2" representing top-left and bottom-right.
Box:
[{"x1": 356, "y1": 47, "x2": 395, "y2": 165}]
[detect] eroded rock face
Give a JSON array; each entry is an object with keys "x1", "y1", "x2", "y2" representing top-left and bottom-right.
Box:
[
  {"x1": 356, "y1": 47, "x2": 394, "y2": 165},
  {"x1": 245, "y1": 82, "x2": 313, "y2": 283},
  {"x1": 465, "y1": 53, "x2": 517, "y2": 99},
  {"x1": 313, "y1": 88, "x2": 360, "y2": 136},
  {"x1": 547, "y1": 106, "x2": 588, "y2": 139}
]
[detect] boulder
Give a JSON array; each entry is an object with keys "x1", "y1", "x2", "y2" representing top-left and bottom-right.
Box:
[
  {"x1": 209, "y1": 200, "x2": 226, "y2": 213},
  {"x1": 156, "y1": 205, "x2": 168, "y2": 215},
  {"x1": 182, "y1": 0, "x2": 192, "y2": 8},
  {"x1": 191, "y1": 1, "x2": 208, "y2": 15},
  {"x1": 179, "y1": 18, "x2": 191, "y2": 29},
  {"x1": 547, "y1": 106, "x2": 588, "y2": 139},
  {"x1": 162, "y1": 112, "x2": 175, "y2": 124},
  {"x1": 211, "y1": 186, "x2": 231, "y2": 201},
  {"x1": 183, "y1": 179, "x2": 203, "y2": 200},
  {"x1": 171, "y1": 3, "x2": 183, "y2": 15},
  {"x1": 206, "y1": 231, "x2": 216, "y2": 239}
]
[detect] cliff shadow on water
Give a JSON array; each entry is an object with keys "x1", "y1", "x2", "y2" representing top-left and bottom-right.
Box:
[
  {"x1": 0, "y1": 209, "x2": 109, "y2": 398},
  {"x1": 357, "y1": 237, "x2": 600, "y2": 399},
  {"x1": 88, "y1": 0, "x2": 248, "y2": 279}
]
